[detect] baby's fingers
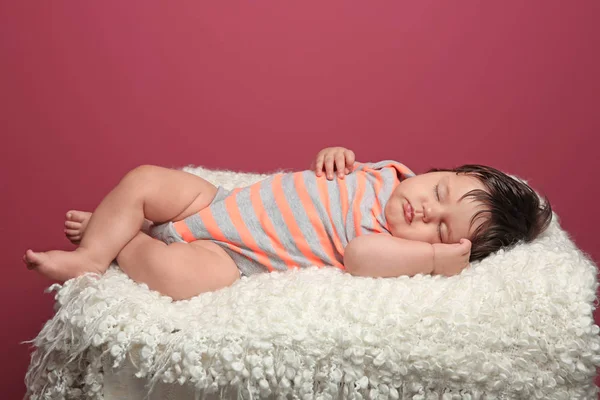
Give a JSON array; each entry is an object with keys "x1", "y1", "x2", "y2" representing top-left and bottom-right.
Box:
[
  {"x1": 335, "y1": 153, "x2": 347, "y2": 179},
  {"x1": 459, "y1": 238, "x2": 472, "y2": 254},
  {"x1": 344, "y1": 149, "x2": 355, "y2": 173},
  {"x1": 324, "y1": 153, "x2": 336, "y2": 179},
  {"x1": 314, "y1": 154, "x2": 325, "y2": 177}
]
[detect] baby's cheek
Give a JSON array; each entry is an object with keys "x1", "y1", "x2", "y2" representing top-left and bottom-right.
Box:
[
  {"x1": 394, "y1": 225, "x2": 436, "y2": 244},
  {"x1": 425, "y1": 226, "x2": 440, "y2": 244}
]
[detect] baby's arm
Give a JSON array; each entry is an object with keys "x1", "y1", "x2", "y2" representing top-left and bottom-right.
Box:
[
  {"x1": 344, "y1": 234, "x2": 472, "y2": 277},
  {"x1": 344, "y1": 234, "x2": 434, "y2": 277}
]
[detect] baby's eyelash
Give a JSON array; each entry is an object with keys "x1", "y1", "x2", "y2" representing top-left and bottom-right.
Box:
[{"x1": 434, "y1": 184, "x2": 442, "y2": 242}]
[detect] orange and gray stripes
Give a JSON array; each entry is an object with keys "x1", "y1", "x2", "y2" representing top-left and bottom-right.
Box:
[{"x1": 149, "y1": 160, "x2": 415, "y2": 276}]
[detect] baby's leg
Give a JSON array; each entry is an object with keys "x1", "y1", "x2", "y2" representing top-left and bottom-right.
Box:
[
  {"x1": 24, "y1": 165, "x2": 218, "y2": 281},
  {"x1": 116, "y1": 231, "x2": 239, "y2": 300}
]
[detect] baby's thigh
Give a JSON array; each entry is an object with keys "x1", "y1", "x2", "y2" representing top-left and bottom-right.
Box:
[{"x1": 147, "y1": 241, "x2": 239, "y2": 300}]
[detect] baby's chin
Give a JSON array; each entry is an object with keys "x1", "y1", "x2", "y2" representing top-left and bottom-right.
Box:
[{"x1": 386, "y1": 218, "x2": 411, "y2": 240}]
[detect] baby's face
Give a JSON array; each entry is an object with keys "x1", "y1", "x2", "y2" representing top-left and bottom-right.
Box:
[{"x1": 384, "y1": 171, "x2": 488, "y2": 244}]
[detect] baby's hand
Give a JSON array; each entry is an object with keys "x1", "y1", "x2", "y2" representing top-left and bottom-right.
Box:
[
  {"x1": 432, "y1": 239, "x2": 471, "y2": 276},
  {"x1": 311, "y1": 146, "x2": 356, "y2": 180}
]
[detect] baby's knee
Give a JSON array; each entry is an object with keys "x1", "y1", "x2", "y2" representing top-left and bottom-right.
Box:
[{"x1": 121, "y1": 164, "x2": 162, "y2": 186}]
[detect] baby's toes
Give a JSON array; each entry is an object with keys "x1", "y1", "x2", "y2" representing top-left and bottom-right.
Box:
[
  {"x1": 66, "y1": 210, "x2": 88, "y2": 223},
  {"x1": 65, "y1": 220, "x2": 81, "y2": 230},
  {"x1": 24, "y1": 249, "x2": 42, "y2": 270},
  {"x1": 65, "y1": 228, "x2": 80, "y2": 236}
]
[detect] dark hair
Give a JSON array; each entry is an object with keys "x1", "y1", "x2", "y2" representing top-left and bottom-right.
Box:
[{"x1": 428, "y1": 165, "x2": 553, "y2": 262}]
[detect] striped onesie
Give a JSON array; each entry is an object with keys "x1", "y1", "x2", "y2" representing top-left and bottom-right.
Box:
[{"x1": 149, "y1": 160, "x2": 415, "y2": 276}]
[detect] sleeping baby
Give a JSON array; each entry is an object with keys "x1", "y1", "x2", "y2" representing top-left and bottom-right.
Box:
[{"x1": 23, "y1": 147, "x2": 552, "y2": 300}]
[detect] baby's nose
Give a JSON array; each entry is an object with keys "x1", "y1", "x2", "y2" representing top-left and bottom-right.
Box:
[{"x1": 422, "y1": 205, "x2": 436, "y2": 222}]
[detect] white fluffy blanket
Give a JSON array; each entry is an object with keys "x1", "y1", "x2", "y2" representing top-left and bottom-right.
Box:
[{"x1": 25, "y1": 166, "x2": 600, "y2": 399}]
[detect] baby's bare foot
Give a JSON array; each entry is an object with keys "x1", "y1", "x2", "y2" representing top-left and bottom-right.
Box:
[
  {"x1": 64, "y1": 210, "x2": 153, "y2": 243},
  {"x1": 64, "y1": 210, "x2": 92, "y2": 244},
  {"x1": 23, "y1": 248, "x2": 104, "y2": 281}
]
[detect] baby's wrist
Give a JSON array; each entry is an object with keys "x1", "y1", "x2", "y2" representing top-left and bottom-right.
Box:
[
  {"x1": 431, "y1": 243, "x2": 450, "y2": 274},
  {"x1": 430, "y1": 244, "x2": 439, "y2": 274}
]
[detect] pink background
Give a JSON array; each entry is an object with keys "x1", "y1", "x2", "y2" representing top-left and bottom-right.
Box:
[{"x1": 2, "y1": 1, "x2": 599, "y2": 397}]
